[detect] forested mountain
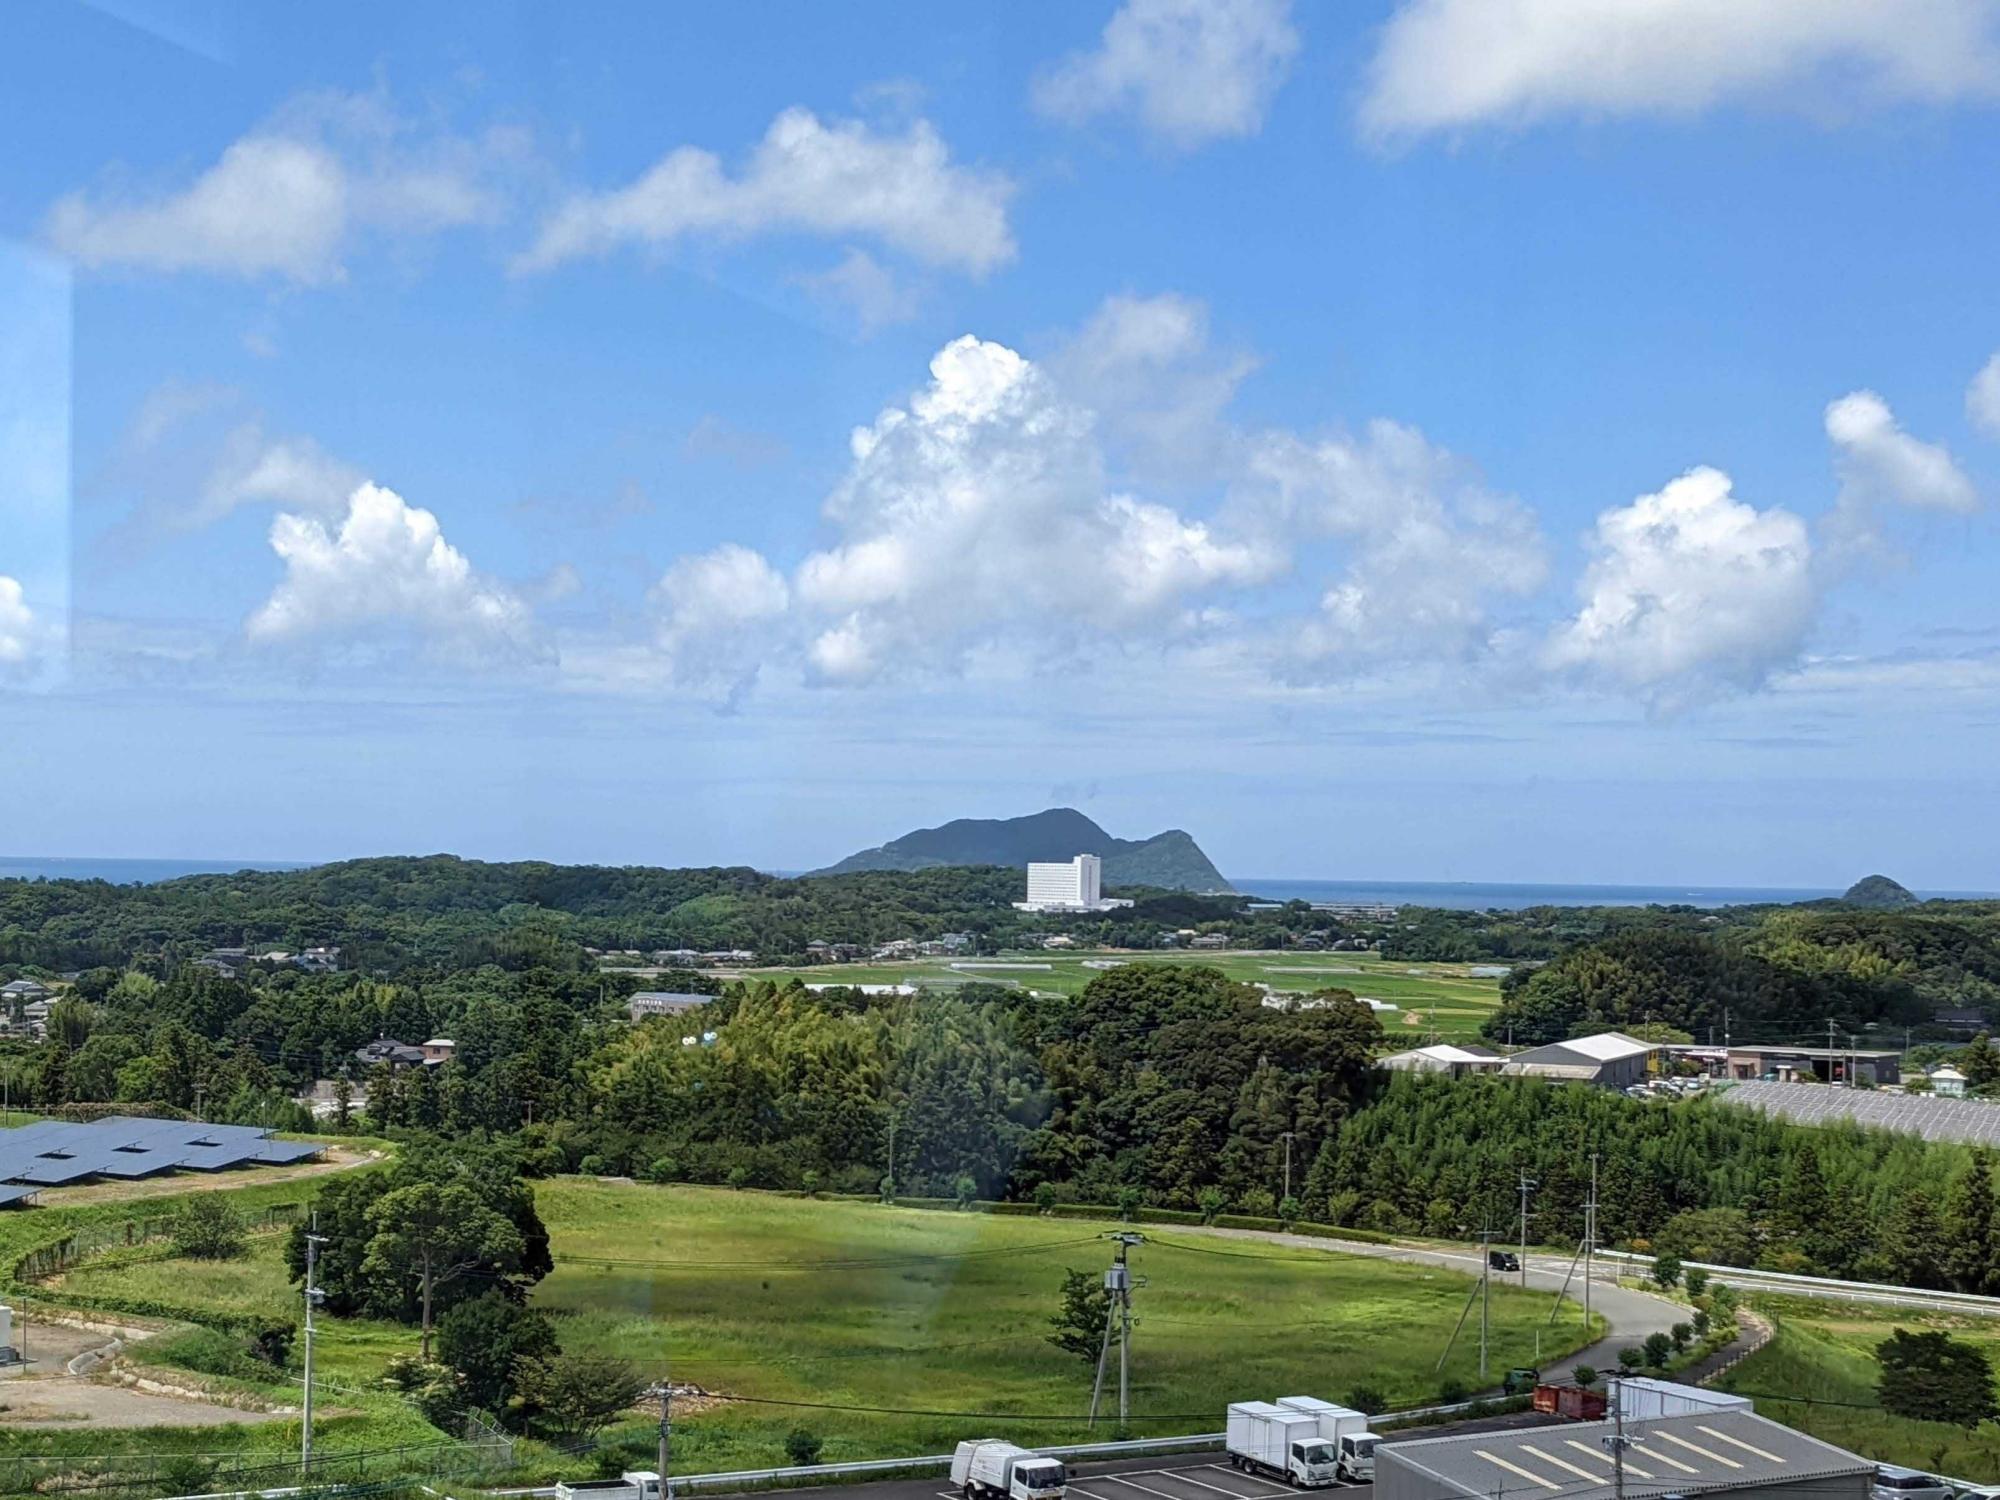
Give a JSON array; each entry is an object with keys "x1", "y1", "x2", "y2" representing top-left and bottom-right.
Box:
[
  {"x1": 811, "y1": 807, "x2": 1233, "y2": 892},
  {"x1": 1844, "y1": 874, "x2": 1920, "y2": 908}
]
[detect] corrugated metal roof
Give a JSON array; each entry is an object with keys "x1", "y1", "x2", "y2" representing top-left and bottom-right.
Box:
[{"x1": 1380, "y1": 1408, "x2": 1869, "y2": 1500}]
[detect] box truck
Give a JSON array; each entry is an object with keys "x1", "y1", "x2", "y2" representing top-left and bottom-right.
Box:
[
  {"x1": 951, "y1": 1440, "x2": 1068, "y2": 1500},
  {"x1": 555, "y1": 1473, "x2": 662, "y2": 1500},
  {"x1": 1227, "y1": 1402, "x2": 1339, "y2": 1487},
  {"x1": 1276, "y1": 1397, "x2": 1377, "y2": 1482}
]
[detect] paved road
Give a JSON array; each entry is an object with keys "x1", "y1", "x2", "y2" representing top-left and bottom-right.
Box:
[{"x1": 1148, "y1": 1225, "x2": 1683, "y2": 1383}]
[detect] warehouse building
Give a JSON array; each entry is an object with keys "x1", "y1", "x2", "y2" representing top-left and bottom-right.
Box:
[
  {"x1": 1376, "y1": 1408, "x2": 1871, "y2": 1500},
  {"x1": 1501, "y1": 1031, "x2": 1657, "y2": 1089},
  {"x1": 1381, "y1": 1043, "x2": 1505, "y2": 1077}
]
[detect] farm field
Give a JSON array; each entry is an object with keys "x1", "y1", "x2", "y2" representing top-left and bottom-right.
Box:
[
  {"x1": 1716, "y1": 1297, "x2": 2000, "y2": 1481},
  {"x1": 728, "y1": 951, "x2": 1505, "y2": 1042},
  {"x1": 53, "y1": 1180, "x2": 1594, "y2": 1484}
]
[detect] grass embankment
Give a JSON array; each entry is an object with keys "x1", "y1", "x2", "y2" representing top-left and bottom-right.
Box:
[
  {"x1": 727, "y1": 952, "x2": 1504, "y2": 1041},
  {"x1": 59, "y1": 1180, "x2": 1597, "y2": 1483},
  {"x1": 1716, "y1": 1297, "x2": 2000, "y2": 1480}
]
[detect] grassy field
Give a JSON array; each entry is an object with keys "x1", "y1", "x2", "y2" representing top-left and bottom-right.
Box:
[
  {"x1": 57, "y1": 1180, "x2": 1596, "y2": 1483},
  {"x1": 1716, "y1": 1297, "x2": 2000, "y2": 1480},
  {"x1": 729, "y1": 951, "x2": 1504, "y2": 1042}
]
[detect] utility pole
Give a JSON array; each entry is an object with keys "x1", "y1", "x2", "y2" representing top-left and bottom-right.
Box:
[
  {"x1": 301, "y1": 1214, "x2": 327, "y2": 1474},
  {"x1": 1827, "y1": 1018, "x2": 1838, "y2": 1084},
  {"x1": 1604, "y1": 1377, "x2": 1630, "y2": 1500},
  {"x1": 1281, "y1": 1132, "x2": 1296, "y2": 1204},
  {"x1": 1478, "y1": 1229, "x2": 1492, "y2": 1381},
  {"x1": 886, "y1": 1114, "x2": 898, "y2": 1200},
  {"x1": 1584, "y1": 1153, "x2": 1598, "y2": 1332},
  {"x1": 655, "y1": 1371, "x2": 674, "y2": 1497},
  {"x1": 1517, "y1": 1173, "x2": 1536, "y2": 1290},
  {"x1": 1089, "y1": 1232, "x2": 1144, "y2": 1430}
]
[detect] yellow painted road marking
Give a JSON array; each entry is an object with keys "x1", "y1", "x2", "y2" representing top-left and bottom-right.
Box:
[
  {"x1": 1698, "y1": 1426, "x2": 1784, "y2": 1464},
  {"x1": 1474, "y1": 1450, "x2": 1562, "y2": 1492}
]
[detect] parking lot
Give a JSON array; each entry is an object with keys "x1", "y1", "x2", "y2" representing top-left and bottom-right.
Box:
[{"x1": 915, "y1": 1451, "x2": 1370, "y2": 1500}]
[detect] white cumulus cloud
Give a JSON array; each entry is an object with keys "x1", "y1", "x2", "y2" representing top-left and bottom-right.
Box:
[
  {"x1": 1968, "y1": 352, "x2": 2000, "y2": 437},
  {"x1": 0, "y1": 577, "x2": 37, "y2": 667},
  {"x1": 1361, "y1": 0, "x2": 2000, "y2": 138},
  {"x1": 1544, "y1": 466, "x2": 1817, "y2": 702},
  {"x1": 1242, "y1": 421, "x2": 1549, "y2": 676},
  {"x1": 1033, "y1": 0, "x2": 1300, "y2": 149},
  {"x1": 1824, "y1": 388, "x2": 1978, "y2": 556},
  {"x1": 650, "y1": 543, "x2": 792, "y2": 696},
  {"x1": 248, "y1": 482, "x2": 543, "y2": 663},
  {"x1": 44, "y1": 91, "x2": 513, "y2": 283},
  {"x1": 518, "y1": 108, "x2": 1013, "y2": 276},
  {"x1": 195, "y1": 421, "x2": 365, "y2": 527},
  {"x1": 790, "y1": 335, "x2": 1276, "y2": 683}
]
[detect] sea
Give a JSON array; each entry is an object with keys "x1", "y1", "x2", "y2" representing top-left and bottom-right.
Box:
[
  {"x1": 0, "y1": 857, "x2": 1990, "y2": 910},
  {"x1": 1230, "y1": 878, "x2": 1995, "y2": 911}
]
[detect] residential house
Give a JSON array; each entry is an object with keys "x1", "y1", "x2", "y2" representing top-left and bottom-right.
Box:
[
  {"x1": 420, "y1": 1038, "x2": 456, "y2": 1065},
  {"x1": 1931, "y1": 1065, "x2": 1969, "y2": 1098},
  {"x1": 354, "y1": 1038, "x2": 426, "y2": 1070}
]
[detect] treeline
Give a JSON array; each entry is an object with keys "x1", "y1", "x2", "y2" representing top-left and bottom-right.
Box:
[
  {"x1": 1305, "y1": 1072, "x2": 2000, "y2": 1288},
  {"x1": 532, "y1": 966, "x2": 1381, "y2": 1207},
  {"x1": 1486, "y1": 909, "x2": 2000, "y2": 1045}
]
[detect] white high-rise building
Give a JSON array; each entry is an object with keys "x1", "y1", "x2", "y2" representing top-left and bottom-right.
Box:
[{"x1": 1015, "y1": 854, "x2": 1129, "y2": 912}]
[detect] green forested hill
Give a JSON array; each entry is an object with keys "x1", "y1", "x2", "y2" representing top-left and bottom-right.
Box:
[{"x1": 811, "y1": 806, "x2": 1233, "y2": 891}]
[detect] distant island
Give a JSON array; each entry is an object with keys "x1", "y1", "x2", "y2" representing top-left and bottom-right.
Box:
[
  {"x1": 1842, "y1": 873, "x2": 1920, "y2": 909},
  {"x1": 810, "y1": 806, "x2": 1233, "y2": 893}
]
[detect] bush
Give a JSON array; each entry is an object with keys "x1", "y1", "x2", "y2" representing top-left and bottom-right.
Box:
[
  {"x1": 578, "y1": 1154, "x2": 607, "y2": 1176},
  {"x1": 157, "y1": 1456, "x2": 215, "y2": 1495},
  {"x1": 1197, "y1": 1187, "x2": 1226, "y2": 1225},
  {"x1": 1034, "y1": 1182, "x2": 1059, "y2": 1214},
  {"x1": 1617, "y1": 1347, "x2": 1643, "y2": 1371},
  {"x1": 1278, "y1": 1195, "x2": 1302, "y2": 1227},
  {"x1": 1116, "y1": 1186, "x2": 1144, "y2": 1221},
  {"x1": 1683, "y1": 1267, "x2": 1709, "y2": 1297},
  {"x1": 956, "y1": 1175, "x2": 979, "y2": 1210},
  {"x1": 1652, "y1": 1255, "x2": 1682, "y2": 1290},
  {"x1": 248, "y1": 1321, "x2": 295, "y2": 1368},
  {"x1": 1670, "y1": 1321, "x2": 1693, "y2": 1353},
  {"x1": 170, "y1": 1194, "x2": 245, "y2": 1260},
  {"x1": 1572, "y1": 1364, "x2": 1598, "y2": 1387},
  {"x1": 1643, "y1": 1331, "x2": 1673, "y2": 1368},
  {"x1": 726, "y1": 1166, "x2": 750, "y2": 1190},
  {"x1": 643, "y1": 1157, "x2": 680, "y2": 1184},
  {"x1": 1344, "y1": 1384, "x2": 1387, "y2": 1414},
  {"x1": 785, "y1": 1428, "x2": 825, "y2": 1466},
  {"x1": 1438, "y1": 1378, "x2": 1468, "y2": 1404},
  {"x1": 800, "y1": 1170, "x2": 821, "y2": 1198}
]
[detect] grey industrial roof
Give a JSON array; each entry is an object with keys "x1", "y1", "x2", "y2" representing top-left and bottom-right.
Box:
[
  {"x1": 1378, "y1": 1408, "x2": 1870, "y2": 1500},
  {"x1": 0, "y1": 1117, "x2": 322, "y2": 1200},
  {"x1": 1720, "y1": 1080, "x2": 2000, "y2": 1147}
]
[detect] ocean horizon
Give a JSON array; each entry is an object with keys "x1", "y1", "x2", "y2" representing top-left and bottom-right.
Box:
[{"x1": 1, "y1": 856, "x2": 1991, "y2": 911}]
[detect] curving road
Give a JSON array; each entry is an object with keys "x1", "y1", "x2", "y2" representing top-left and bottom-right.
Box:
[{"x1": 1149, "y1": 1226, "x2": 1684, "y2": 1386}]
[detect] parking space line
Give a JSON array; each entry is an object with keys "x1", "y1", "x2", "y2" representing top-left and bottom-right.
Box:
[
  {"x1": 1199, "y1": 1465, "x2": 1297, "y2": 1493},
  {"x1": 1101, "y1": 1474, "x2": 1209, "y2": 1500},
  {"x1": 1148, "y1": 1468, "x2": 1265, "y2": 1499}
]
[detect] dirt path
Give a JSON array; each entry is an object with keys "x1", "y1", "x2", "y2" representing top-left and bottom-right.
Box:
[{"x1": 32, "y1": 1145, "x2": 379, "y2": 1208}]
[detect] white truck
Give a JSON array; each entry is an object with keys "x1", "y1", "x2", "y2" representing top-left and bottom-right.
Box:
[
  {"x1": 1227, "y1": 1401, "x2": 1338, "y2": 1487},
  {"x1": 951, "y1": 1439, "x2": 1068, "y2": 1500},
  {"x1": 1277, "y1": 1396, "x2": 1378, "y2": 1483},
  {"x1": 554, "y1": 1472, "x2": 662, "y2": 1500}
]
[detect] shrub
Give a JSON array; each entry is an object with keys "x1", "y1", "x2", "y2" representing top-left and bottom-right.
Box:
[
  {"x1": 1116, "y1": 1186, "x2": 1143, "y2": 1221},
  {"x1": 1034, "y1": 1182, "x2": 1059, "y2": 1214},
  {"x1": 1438, "y1": 1378, "x2": 1468, "y2": 1404},
  {"x1": 1671, "y1": 1322, "x2": 1693, "y2": 1353},
  {"x1": 785, "y1": 1428, "x2": 825, "y2": 1466},
  {"x1": 1643, "y1": 1331, "x2": 1672, "y2": 1368},
  {"x1": 1652, "y1": 1255, "x2": 1682, "y2": 1290},
  {"x1": 800, "y1": 1169, "x2": 821, "y2": 1198},
  {"x1": 1197, "y1": 1187, "x2": 1226, "y2": 1225},
  {"x1": 248, "y1": 1321, "x2": 295, "y2": 1369},
  {"x1": 1344, "y1": 1384, "x2": 1387, "y2": 1415},
  {"x1": 1278, "y1": 1195, "x2": 1302, "y2": 1227},
  {"x1": 1572, "y1": 1364, "x2": 1598, "y2": 1388},
  {"x1": 726, "y1": 1166, "x2": 750, "y2": 1190},
  {"x1": 643, "y1": 1157, "x2": 680, "y2": 1184},
  {"x1": 1617, "y1": 1347, "x2": 1643, "y2": 1371},
  {"x1": 956, "y1": 1174, "x2": 979, "y2": 1210},
  {"x1": 578, "y1": 1154, "x2": 607, "y2": 1176},
  {"x1": 1683, "y1": 1267, "x2": 1709, "y2": 1297},
  {"x1": 170, "y1": 1194, "x2": 245, "y2": 1260}
]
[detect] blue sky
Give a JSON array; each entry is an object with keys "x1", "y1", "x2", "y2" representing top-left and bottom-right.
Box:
[{"x1": 3, "y1": 0, "x2": 1999, "y2": 886}]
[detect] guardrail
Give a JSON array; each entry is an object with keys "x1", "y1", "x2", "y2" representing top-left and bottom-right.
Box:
[
  {"x1": 1594, "y1": 1249, "x2": 2000, "y2": 1316},
  {"x1": 494, "y1": 1396, "x2": 1511, "y2": 1500}
]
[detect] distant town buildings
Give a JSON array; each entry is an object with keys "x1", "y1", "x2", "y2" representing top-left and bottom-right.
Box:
[
  {"x1": 1013, "y1": 854, "x2": 1133, "y2": 913},
  {"x1": 628, "y1": 991, "x2": 715, "y2": 1023}
]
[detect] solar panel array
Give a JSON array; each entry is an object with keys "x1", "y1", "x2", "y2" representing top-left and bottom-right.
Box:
[
  {"x1": 0, "y1": 1116, "x2": 323, "y2": 1203},
  {"x1": 1720, "y1": 1080, "x2": 2000, "y2": 1146}
]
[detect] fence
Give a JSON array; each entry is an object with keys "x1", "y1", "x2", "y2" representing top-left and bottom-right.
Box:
[
  {"x1": 14, "y1": 1201, "x2": 304, "y2": 1286},
  {"x1": 1595, "y1": 1248, "x2": 2000, "y2": 1316}
]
